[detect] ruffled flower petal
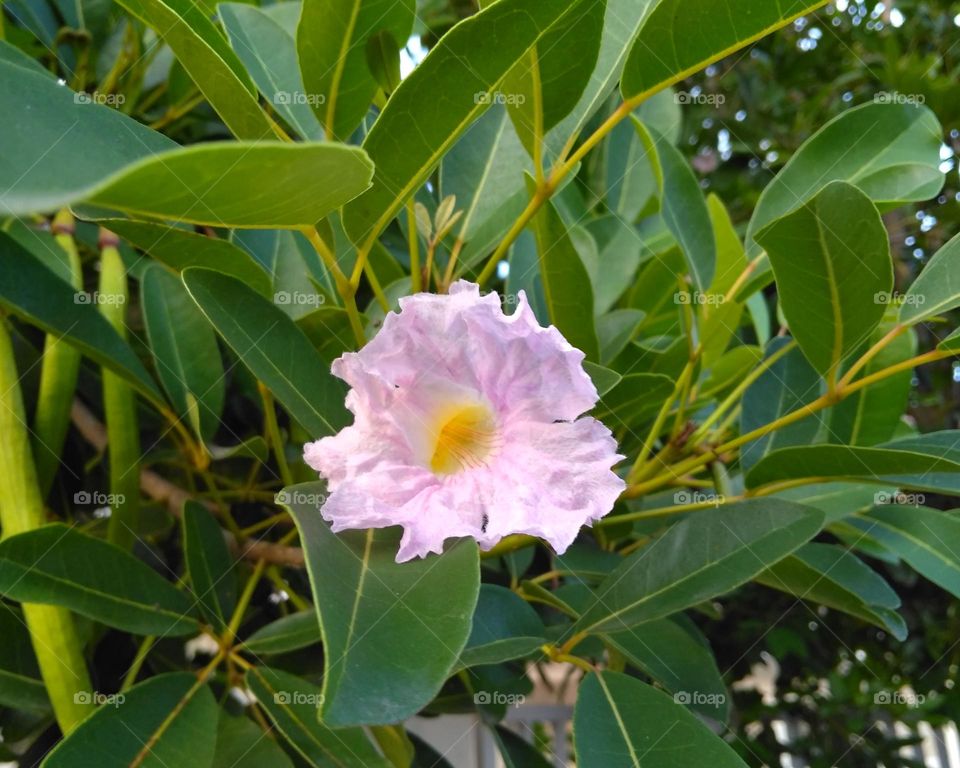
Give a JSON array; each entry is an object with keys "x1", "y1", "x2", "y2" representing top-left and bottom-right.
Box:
[{"x1": 303, "y1": 280, "x2": 625, "y2": 562}]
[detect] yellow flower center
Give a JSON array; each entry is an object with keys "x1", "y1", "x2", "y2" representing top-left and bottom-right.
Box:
[{"x1": 429, "y1": 402, "x2": 498, "y2": 475}]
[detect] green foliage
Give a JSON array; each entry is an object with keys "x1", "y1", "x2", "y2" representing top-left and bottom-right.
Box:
[{"x1": 1, "y1": 0, "x2": 959, "y2": 764}]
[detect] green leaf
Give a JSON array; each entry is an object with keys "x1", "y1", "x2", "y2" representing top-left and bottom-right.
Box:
[
  {"x1": 544, "y1": 0, "x2": 658, "y2": 153},
  {"x1": 503, "y1": 0, "x2": 605, "y2": 158},
  {"x1": 596, "y1": 372, "x2": 675, "y2": 428},
  {"x1": 282, "y1": 481, "x2": 480, "y2": 726},
  {"x1": 776, "y1": 482, "x2": 890, "y2": 523},
  {"x1": 232, "y1": 229, "x2": 336, "y2": 319},
  {"x1": 42, "y1": 673, "x2": 218, "y2": 768},
  {"x1": 902, "y1": 232, "x2": 960, "y2": 325},
  {"x1": 0, "y1": 60, "x2": 174, "y2": 217},
  {"x1": 220, "y1": 2, "x2": 325, "y2": 140},
  {"x1": 458, "y1": 585, "x2": 545, "y2": 669},
  {"x1": 746, "y1": 442, "x2": 960, "y2": 494},
  {"x1": 492, "y1": 726, "x2": 552, "y2": 768},
  {"x1": 112, "y1": 0, "x2": 272, "y2": 139},
  {"x1": 701, "y1": 193, "x2": 747, "y2": 364},
  {"x1": 527, "y1": 179, "x2": 600, "y2": 361},
  {"x1": 621, "y1": 0, "x2": 824, "y2": 101},
  {"x1": 740, "y1": 338, "x2": 822, "y2": 470},
  {"x1": 604, "y1": 102, "x2": 665, "y2": 223},
  {"x1": 246, "y1": 666, "x2": 390, "y2": 768},
  {"x1": 366, "y1": 31, "x2": 403, "y2": 96},
  {"x1": 0, "y1": 232, "x2": 163, "y2": 404},
  {"x1": 582, "y1": 216, "x2": 647, "y2": 314},
  {"x1": 755, "y1": 181, "x2": 892, "y2": 378},
  {"x1": 0, "y1": 524, "x2": 198, "y2": 636},
  {"x1": 243, "y1": 611, "x2": 321, "y2": 655},
  {"x1": 853, "y1": 505, "x2": 960, "y2": 599},
  {"x1": 584, "y1": 361, "x2": 622, "y2": 396},
  {"x1": 596, "y1": 309, "x2": 645, "y2": 365},
  {"x1": 604, "y1": 616, "x2": 729, "y2": 721},
  {"x1": 83, "y1": 143, "x2": 373, "y2": 228},
  {"x1": 142, "y1": 265, "x2": 225, "y2": 441},
  {"x1": 297, "y1": 0, "x2": 415, "y2": 140},
  {"x1": 182, "y1": 268, "x2": 348, "y2": 439},
  {"x1": 647, "y1": 122, "x2": 715, "y2": 290},
  {"x1": 828, "y1": 317, "x2": 916, "y2": 445},
  {"x1": 181, "y1": 501, "x2": 236, "y2": 632},
  {"x1": 213, "y1": 711, "x2": 294, "y2": 768},
  {"x1": 574, "y1": 671, "x2": 748, "y2": 767},
  {"x1": 748, "y1": 103, "x2": 945, "y2": 256},
  {"x1": 440, "y1": 104, "x2": 532, "y2": 271},
  {"x1": 98, "y1": 220, "x2": 272, "y2": 298},
  {"x1": 0, "y1": 604, "x2": 49, "y2": 713},
  {"x1": 342, "y1": 0, "x2": 591, "y2": 247},
  {"x1": 572, "y1": 500, "x2": 824, "y2": 635},
  {"x1": 939, "y1": 327, "x2": 960, "y2": 352},
  {"x1": 756, "y1": 542, "x2": 906, "y2": 639}
]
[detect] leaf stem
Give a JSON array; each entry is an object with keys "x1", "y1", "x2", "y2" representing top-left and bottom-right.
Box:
[
  {"x1": 623, "y1": 347, "x2": 957, "y2": 500},
  {"x1": 300, "y1": 226, "x2": 366, "y2": 346}
]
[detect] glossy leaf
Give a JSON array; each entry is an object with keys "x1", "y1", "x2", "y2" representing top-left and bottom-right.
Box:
[
  {"x1": 701, "y1": 193, "x2": 747, "y2": 364},
  {"x1": 43, "y1": 673, "x2": 218, "y2": 768},
  {"x1": 604, "y1": 616, "x2": 729, "y2": 721},
  {"x1": 440, "y1": 104, "x2": 531, "y2": 271},
  {"x1": 182, "y1": 268, "x2": 348, "y2": 439},
  {"x1": 246, "y1": 666, "x2": 390, "y2": 768},
  {"x1": 527, "y1": 181, "x2": 600, "y2": 361},
  {"x1": 853, "y1": 505, "x2": 960, "y2": 599},
  {"x1": 458, "y1": 584, "x2": 546, "y2": 669},
  {"x1": 213, "y1": 712, "x2": 294, "y2": 768},
  {"x1": 545, "y1": 0, "x2": 657, "y2": 152},
  {"x1": 740, "y1": 338, "x2": 822, "y2": 470},
  {"x1": 142, "y1": 265, "x2": 225, "y2": 441},
  {"x1": 596, "y1": 373, "x2": 675, "y2": 428},
  {"x1": 182, "y1": 500, "x2": 236, "y2": 633},
  {"x1": 746, "y1": 441, "x2": 960, "y2": 493},
  {"x1": 0, "y1": 60, "x2": 174, "y2": 216},
  {"x1": 757, "y1": 542, "x2": 906, "y2": 639},
  {"x1": 648, "y1": 122, "x2": 715, "y2": 290},
  {"x1": 113, "y1": 0, "x2": 271, "y2": 138},
  {"x1": 83, "y1": 143, "x2": 373, "y2": 228},
  {"x1": 901, "y1": 232, "x2": 960, "y2": 325},
  {"x1": 748, "y1": 103, "x2": 944, "y2": 255},
  {"x1": 0, "y1": 604, "x2": 49, "y2": 713},
  {"x1": 621, "y1": 0, "x2": 824, "y2": 100},
  {"x1": 342, "y1": 0, "x2": 590, "y2": 247},
  {"x1": 574, "y1": 672, "x2": 748, "y2": 767},
  {"x1": 504, "y1": 0, "x2": 605, "y2": 158},
  {"x1": 283, "y1": 481, "x2": 480, "y2": 726},
  {"x1": 493, "y1": 726, "x2": 552, "y2": 768},
  {"x1": 572, "y1": 500, "x2": 824, "y2": 635},
  {"x1": 828, "y1": 317, "x2": 916, "y2": 445},
  {"x1": 755, "y1": 181, "x2": 892, "y2": 378},
  {"x1": 0, "y1": 232, "x2": 163, "y2": 403},
  {"x1": 0, "y1": 524, "x2": 198, "y2": 636},
  {"x1": 98, "y1": 220, "x2": 272, "y2": 297},
  {"x1": 220, "y1": 2, "x2": 325, "y2": 140},
  {"x1": 297, "y1": 0, "x2": 415, "y2": 140},
  {"x1": 243, "y1": 611, "x2": 321, "y2": 655}
]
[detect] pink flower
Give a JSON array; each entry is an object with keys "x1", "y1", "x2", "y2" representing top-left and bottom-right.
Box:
[{"x1": 304, "y1": 281, "x2": 625, "y2": 562}]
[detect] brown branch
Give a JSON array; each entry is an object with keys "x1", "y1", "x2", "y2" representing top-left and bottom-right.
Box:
[{"x1": 70, "y1": 399, "x2": 304, "y2": 567}]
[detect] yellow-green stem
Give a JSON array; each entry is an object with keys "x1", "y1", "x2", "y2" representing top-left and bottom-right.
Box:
[
  {"x1": 0, "y1": 317, "x2": 94, "y2": 733},
  {"x1": 99, "y1": 233, "x2": 140, "y2": 551},
  {"x1": 259, "y1": 383, "x2": 294, "y2": 487},
  {"x1": 33, "y1": 210, "x2": 84, "y2": 495}
]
